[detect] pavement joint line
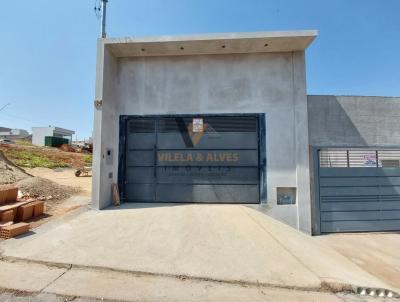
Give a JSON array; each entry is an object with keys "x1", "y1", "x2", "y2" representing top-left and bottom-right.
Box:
[
  {"x1": 38, "y1": 263, "x2": 72, "y2": 293},
  {"x1": 0, "y1": 255, "x2": 343, "y2": 295}
]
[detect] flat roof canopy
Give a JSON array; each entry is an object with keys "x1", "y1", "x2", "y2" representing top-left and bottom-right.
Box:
[
  {"x1": 32, "y1": 126, "x2": 75, "y2": 135},
  {"x1": 104, "y1": 30, "x2": 318, "y2": 58}
]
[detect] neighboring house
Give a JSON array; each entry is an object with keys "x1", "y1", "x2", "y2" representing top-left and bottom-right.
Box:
[
  {"x1": 32, "y1": 126, "x2": 75, "y2": 146},
  {"x1": 92, "y1": 30, "x2": 400, "y2": 235},
  {"x1": 0, "y1": 127, "x2": 30, "y2": 139}
]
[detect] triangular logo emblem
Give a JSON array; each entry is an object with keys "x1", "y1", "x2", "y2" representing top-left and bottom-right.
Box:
[{"x1": 187, "y1": 123, "x2": 207, "y2": 147}]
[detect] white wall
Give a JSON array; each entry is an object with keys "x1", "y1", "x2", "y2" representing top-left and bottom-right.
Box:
[{"x1": 32, "y1": 128, "x2": 53, "y2": 146}]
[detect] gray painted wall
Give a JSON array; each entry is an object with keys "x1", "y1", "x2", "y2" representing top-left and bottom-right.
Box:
[
  {"x1": 308, "y1": 95, "x2": 400, "y2": 147},
  {"x1": 93, "y1": 42, "x2": 312, "y2": 233},
  {"x1": 307, "y1": 95, "x2": 400, "y2": 234}
]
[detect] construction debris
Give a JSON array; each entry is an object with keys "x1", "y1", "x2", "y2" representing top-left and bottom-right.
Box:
[
  {"x1": 0, "y1": 210, "x2": 14, "y2": 223},
  {"x1": 0, "y1": 187, "x2": 18, "y2": 204},
  {"x1": 31, "y1": 200, "x2": 45, "y2": 217},
  {"x1": 16, "y1": 177, "x2": 78, "y2": 201},
  {"x1": 0, "y1": 222, "x2": 30, "y2": 239},
  {"x1": 0, "y1": 185, "x2": 46, "y2": 239},
  {"x1": 59, "y1": 143, "x2": 76, "y2": 153},
  {"x1": 16, "y1": 203, "x2": 35, "y2": 222},
  {"x1": 112, "y1": 183, "x2": 121, "y2": 206}
]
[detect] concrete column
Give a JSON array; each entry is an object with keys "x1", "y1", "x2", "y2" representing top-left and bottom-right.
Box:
[
  {"x1": 92, "y1": 40, "x2": 120, "y2": 210},
  {"x1": 91, "y1": 40, "x2": 106, "y2": 210},
  {"x1": 292, "y1": 51, "x2": 312, "y2": 234}
]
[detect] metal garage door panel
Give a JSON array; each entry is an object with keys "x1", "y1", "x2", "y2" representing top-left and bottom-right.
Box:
[
  {"x1": 157, "y1": 132, "x2": 258, "y2": 149},
  {"x1": 320, "y1": 186, "x2": 400, "y2": 196},
  {"x1": 320, "y1": 176, "x2": 400, "y2": 187},
  {"x1": 127, "y1": 133, "x2": 156, "y2": 150},
  {"x1": 320, "y1": 168, "x2": 400, "y2": 177},
  {"x1": 156, "y1": 167, "x2": 258, "y2": 184},
  {"x1": 321, "y1": 220, "x2": 400, "y2": 233},
  {"x1": 127, "y1": 151, "x2": 154, "y2": 166},
  {"x1": 126, "y1": 167, "x2": 155, "y2": 184},
  {"x1": 317, "y1": 150, "x2": 400, "y2": 233},
  {"x1": 320, "y1": 200, "x2": 400, "y2": 211},
  {"x1": 320, "y1": 186, "x2": 380, "y2": 196},
  {"x1": 320, "y1": 177, "x2": 379, "y2": 187},
  {"x1": 156, "y1": 184, "x2": 259, "y2": 203},
  {"x1": 123, "y1": 115, "x2": 260, "y2": 204},
  {"x1": 321, "y1": 210, "x2": 400, "y2": 221},
  {"x1": 125, "y1": 184, "x2": 155, "y2": 201},
  {"x1": 158, "y1": 116, "x2": 257, "y2": 132},
  {"x1": 157, "y1": 150, "x2": 258, "y2": 166},
  {"x1": 379, "y1": 177, "x2": 400, "y2": 186}
]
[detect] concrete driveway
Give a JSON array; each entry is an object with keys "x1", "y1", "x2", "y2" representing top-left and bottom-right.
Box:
[
  {"x1": 0, "y1": 203, "x2": 398, "y2": 295},
  {"x1": 318, "y1": 232, "x2": 400, "y2": 290}
]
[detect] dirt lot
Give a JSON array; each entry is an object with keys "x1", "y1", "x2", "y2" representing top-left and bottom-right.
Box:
[
  {"x1": 0, "y1": 143, "x2": 91, "y2": 169},
  {"x1": 19, "y1": 168, "x2": 91, "y2": 228},
  {"x1": 25, "y1": 167, "x2": 92, "y2": 197},
  {"x1": 0, "y1": 143, "x2": 92, "y2": 231}
]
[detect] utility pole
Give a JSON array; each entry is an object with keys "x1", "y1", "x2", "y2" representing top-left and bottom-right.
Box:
[{"x1": 101, "y1": 0, "x2": 108, "y2": 38}]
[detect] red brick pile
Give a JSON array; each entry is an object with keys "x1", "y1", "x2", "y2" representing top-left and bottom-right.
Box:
[{"x1": 0, "y1": 187, "x2": 45, "y2": 239}]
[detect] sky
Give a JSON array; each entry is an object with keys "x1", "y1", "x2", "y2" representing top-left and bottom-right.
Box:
[{"x1": 0, "y1": 0, "x2": 399, "y2": 139}]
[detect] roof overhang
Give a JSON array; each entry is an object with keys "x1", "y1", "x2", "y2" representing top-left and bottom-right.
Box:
[
  {"x1": 53, "y1": 127, "x2": 75, "y2": 135},
  {"x1": 103, "y1": 30, "x2": 318, "y2": 58}
]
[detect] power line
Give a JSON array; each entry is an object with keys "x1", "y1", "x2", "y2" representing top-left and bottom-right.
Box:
[
  {"x1": 0, "y1": 103, "x2": 10, "y2": 112},
  {"x1": 0, "y1": 111, "x2": 49, "y2": 126}
]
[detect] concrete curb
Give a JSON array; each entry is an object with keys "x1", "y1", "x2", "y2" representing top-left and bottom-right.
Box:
[{"x1": 1, "y1": 255, "x2": 398, "y2": 299}]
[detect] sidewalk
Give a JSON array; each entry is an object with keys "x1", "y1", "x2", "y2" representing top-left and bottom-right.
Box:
[
  {"x1": 0, "y1": 203, "x2": 399, "y2": 301},
  {"x1": 0, "y1": 259, "x2": 386, "y2": 302}
]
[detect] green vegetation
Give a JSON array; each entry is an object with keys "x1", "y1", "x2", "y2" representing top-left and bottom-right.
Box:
[
  {"x1": 15, "y1": 140, "x2": 32, "y2": 146},
  {"x1": 83, "y1": 155, "x2": 92, "y2": 166},
  {"x1": 2, "y1": 149, "x2": 70, "y2": 169}
]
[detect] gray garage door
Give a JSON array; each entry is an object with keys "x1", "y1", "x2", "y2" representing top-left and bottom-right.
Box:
[
  {"x1": 122, "y1": 115, "x2": 260, "y2": 203},
  {"x1": 316, "y1": 149, "x2": 400, "y2": 233}
]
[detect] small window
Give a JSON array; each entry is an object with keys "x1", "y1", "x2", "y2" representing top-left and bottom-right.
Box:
[
  {"x1": 319, "y1": 149, "x2": 400, "y2": 168},
  {"x1": 277, "y1": 187, "x2": 296, "y2": 205}
]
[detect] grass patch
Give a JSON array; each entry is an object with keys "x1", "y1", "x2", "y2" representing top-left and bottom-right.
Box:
[
  {"x1": 14, "y1": 140, "x2": 32, "y2": 146},
  {"x1": 83, "y1": 155, "x2": 92, "y2": 166},
  {"x1": 2, "y1": 149, "x2": 70, "y2": 169}
]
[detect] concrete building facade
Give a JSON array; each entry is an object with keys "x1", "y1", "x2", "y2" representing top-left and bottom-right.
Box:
[
  {"x1": 32, "y1": 126, "x2": 75, "y2": 146},
  {"x1": 92, "y1": 31, "x2": 400, "y2": 235}
]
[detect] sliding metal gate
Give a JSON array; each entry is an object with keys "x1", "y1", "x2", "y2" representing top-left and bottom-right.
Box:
[
  {"x1": 315, "y1": 148, "x2": 400, "y2": 233},
  {"x1": 119, "y1": 115, "x2": 264, "y2": 203}
]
